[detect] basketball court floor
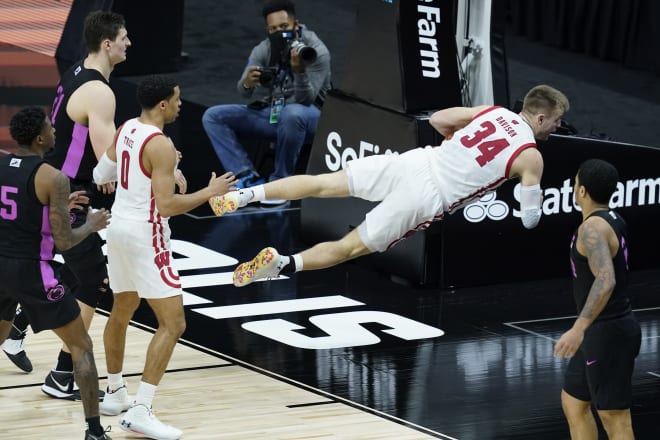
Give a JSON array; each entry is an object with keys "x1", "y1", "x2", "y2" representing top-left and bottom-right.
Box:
[{"x1": 1, "y1": 4, "x2": 659, "y2": 438}]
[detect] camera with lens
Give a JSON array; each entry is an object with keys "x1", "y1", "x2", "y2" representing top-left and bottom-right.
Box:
[
  {"x1": 287, "y1": 39, "x2": 317, "y2": 64},
  {"x1": 258, "y1": 66, "x2": 279, "y2": 87}
]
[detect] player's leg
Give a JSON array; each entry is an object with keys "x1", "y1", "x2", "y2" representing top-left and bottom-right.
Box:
[
  {"x1": 561, "y1": 390, "x2": 598, "y2": 439},
  {"x1": 597, "y1": 409, "x2": 634, "y2": 439}
]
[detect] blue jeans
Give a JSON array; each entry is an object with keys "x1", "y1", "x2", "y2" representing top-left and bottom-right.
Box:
[{"x1": 202, "y1": 102, "x2": 320, "y2": 180}]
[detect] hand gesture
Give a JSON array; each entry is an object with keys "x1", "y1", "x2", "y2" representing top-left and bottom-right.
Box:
[
  {"x1": 174, "y1": 169, "x2": 188, "y2": 194},
  {"x1": 84, "y1": 207, "x2": 111, "y2": 232},
  {"x1": 553, "y1": 327, "x2": 584, "y2": 359},
  {"x1": 67, "y1": 190, "x2": 89, "y2": 211},
  {"x1": 208, "y1": 171, "x2": 237, "y2": 197},
  {"x1": 97, "y1": 182, "x2": 116, "y2": 194}
]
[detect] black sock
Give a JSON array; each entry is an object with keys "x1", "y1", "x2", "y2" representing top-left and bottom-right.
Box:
[
  {"x1": 12, "y1": 308, "x2": 29, "y2": 334},
  {"x1": 280, "y1": 256, "x2": 296, "y2": 274},
  {"x1": 56, "y1": 350, "x2": 73, "y2": 372},
  {"x1": 86, "y1": 416, "x2": 104, "y2": 436}
]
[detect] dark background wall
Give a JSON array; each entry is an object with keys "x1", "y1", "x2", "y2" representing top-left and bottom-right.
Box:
[
  {"x1": 109, "y1": 0, "x2": 660, "y2": 149},
  {"x1": 152, "y1": 0, "x2": 659, "y2": 148}
]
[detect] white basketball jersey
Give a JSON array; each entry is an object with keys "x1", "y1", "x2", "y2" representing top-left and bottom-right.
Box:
[
  {"x1": 426, "y1": 106, "x2": 537, "y2": 213},
  {"x1": 111, "y1": 118, "x2": 172, "y2": 223}
]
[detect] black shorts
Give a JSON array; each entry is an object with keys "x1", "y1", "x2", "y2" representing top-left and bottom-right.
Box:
[
  {"x1": 563, "y1": 312, "x2": 641, "y2": 410},
  {"x1": 60, "y1": 180, "x2": 111, "y2": 307},
  {"x1": 0, "y1": 256, "x2": 80, "y2": 333}
]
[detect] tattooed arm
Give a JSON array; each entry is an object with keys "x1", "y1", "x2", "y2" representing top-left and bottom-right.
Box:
[
  {"x1": 575, "y1": 218, "x2": 617, "y2": 325},
  {"x1": 553, "y1": 217, "x2": 616, "y2": 358},
  {"x1": 34, "y1": 166, "x2": 111, "y2": 251}
]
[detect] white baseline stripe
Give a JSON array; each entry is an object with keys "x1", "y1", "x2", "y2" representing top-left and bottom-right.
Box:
[
  {"x1": 648, "y1": 372, "x2": 660, "y2": 378},
  {"x1": 192, "y1": 295, "x2": 364, "y2": 320}
]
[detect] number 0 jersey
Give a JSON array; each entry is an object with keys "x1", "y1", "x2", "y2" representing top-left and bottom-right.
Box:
[
  {"x1": 111, "y1": 118, "x2": 173, "y2": 223},
  {"x1": 425, "y1": 106, "x2": 537, "y2": 213}
]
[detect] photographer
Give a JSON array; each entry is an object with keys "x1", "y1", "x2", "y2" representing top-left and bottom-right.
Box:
[{"x1": 202, "y1": 0, "x2": 331, "y2": 200}]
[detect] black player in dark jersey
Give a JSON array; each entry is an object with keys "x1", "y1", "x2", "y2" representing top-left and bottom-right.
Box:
[
  {"x1": 554, "y1": 159, "x2": 641, "y2": 440},
  {"x1": 0, "y1": 107, "x2": 111, "y2": 439},
  {"x1": 1, "y1": 10, "x2": 131, "y2": 398}
]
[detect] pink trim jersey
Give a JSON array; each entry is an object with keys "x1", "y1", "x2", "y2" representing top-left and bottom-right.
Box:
[{"x1": 426, "y1": 106, "x2": 536, "y2": 214}]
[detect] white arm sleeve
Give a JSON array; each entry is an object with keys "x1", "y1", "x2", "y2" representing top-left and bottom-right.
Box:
[
  {"x1": 520, "y1": 184, "x2": 542, "y2": 229},
  {"x1": 92, "y1": 152, "x2": 117, "y2": 184}
]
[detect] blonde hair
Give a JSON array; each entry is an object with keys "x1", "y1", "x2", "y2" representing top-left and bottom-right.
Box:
[{"x1": 522, "y1": 85, "x2": 569, "y2": 116}]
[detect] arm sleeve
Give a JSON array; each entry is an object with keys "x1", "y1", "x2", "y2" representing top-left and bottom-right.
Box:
[
  {"x1": 520, "y1": 184, "x2": 542, "y2": 229},
  {"x1": 92, "y1": 152, "x2": 117, "y2": 184}
]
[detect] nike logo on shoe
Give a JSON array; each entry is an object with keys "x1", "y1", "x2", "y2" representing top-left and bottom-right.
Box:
[{"x1": 51, "y1": 376, "x2": 72, "y2": 392}]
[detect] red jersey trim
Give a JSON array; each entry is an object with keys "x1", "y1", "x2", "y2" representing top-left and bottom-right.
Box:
[
  {"x1": 505, "y1": 143, "x2": 537, "y2": 178},
  {"x1": 138, "y1": 132, "x2": 164, "y2": 178}
]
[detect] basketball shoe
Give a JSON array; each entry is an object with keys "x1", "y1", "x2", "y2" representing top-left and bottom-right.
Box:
[
  {"x1": 100, "y1": 384, "x2": 133, "y2": 415},
  {"x1": 1, "y1": 326, "x2": 32, "y2": 373},
  {"x1": 41, "y1": 369, "x2": 105, "y2": 400},
  {"x1": 84, "y1": 427, "x2": 112, "y2": 440},
  {"x1": 209, "y1": 189, "x2": 255, "y2": 216},
  {"x1": 119, "y1": 404, "x2": 182, "y2": 440},
  {"x1": 233, "y1": 247, "x2": 285, "y2": 287}
]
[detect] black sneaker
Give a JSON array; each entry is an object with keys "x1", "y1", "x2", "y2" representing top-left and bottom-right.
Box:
[
  {"x1": 1, "y1": 328, "x2": 33, "y2": 373},
  {"x1": 41, "y1": 369, "x2": 105, "y2": 401},
  {"x1": 84, "y1": 426, "x2": 112, "y2": 440}
]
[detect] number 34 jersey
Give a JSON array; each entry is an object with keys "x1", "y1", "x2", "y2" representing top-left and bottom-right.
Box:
[
  {"x1": 111, "y1": 118, "x2": 173, "y2": 223},
  {"x1": 426, "y1": 106, "x2": 536, "y2": 214}
]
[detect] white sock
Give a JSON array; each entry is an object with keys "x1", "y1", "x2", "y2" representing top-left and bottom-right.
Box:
[
  {"x1": 134, "y1": 381, "x2": 157, "y2": 408},
  {"x1": 107, "y1": 372, "x2": 124, "y2": 392},
  {"x1": 292, "y1": 253, "x2": 304, "y2": 272},
  {"x1": 250, "y1": 184, "x2": 266, "y2": 202}
]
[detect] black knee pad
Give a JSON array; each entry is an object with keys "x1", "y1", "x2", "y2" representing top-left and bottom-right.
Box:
[{"x1": 60, "y1": 233, "x2": 112, "y2": 308}]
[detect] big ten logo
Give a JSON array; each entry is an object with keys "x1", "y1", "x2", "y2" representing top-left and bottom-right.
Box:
[
  {"x1": 67, "y1": 230, "x2": 444, "y2": 349},
  {"x1": 463, "y1": 191, "x2": 509, "y2": 223},
  {"x1": 324, "y1": 131, "x2": 399, "y2": 172}
]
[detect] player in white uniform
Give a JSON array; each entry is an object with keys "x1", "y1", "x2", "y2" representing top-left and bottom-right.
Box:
[
  {"x1": 210, "y1": 84, "x2": 569, "y2": 287},
  {"x1": 92, "y1": 75, "x2": 236, "y2": 439}
]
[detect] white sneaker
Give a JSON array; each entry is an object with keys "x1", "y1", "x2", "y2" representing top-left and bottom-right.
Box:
[
  {"x1": 100, "y1": 384, "x2": 132, "y2": 415},
  {"x1": 233, "y1": 247, "x2": 285, "y2": 287},
  {"x1": 119, "y1": 404, "x2": 182, "y2": 440},
  {"x1": 209, "y1": 189, "x2": 254, "y2": 216}
]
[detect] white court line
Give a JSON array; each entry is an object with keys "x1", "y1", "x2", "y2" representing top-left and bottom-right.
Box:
[
  {"x1": 506, "y1": 306, "x2": 660, "y2": 325},
  {"x1": 648, "y1": 372, "x2": 660, "y2": 379},
  {"x1": 185, "y1": 204, "x2": 300, "y2": 220},
  {"x1": 504, "y1": 306, "x2": 660, "y2": 343}
]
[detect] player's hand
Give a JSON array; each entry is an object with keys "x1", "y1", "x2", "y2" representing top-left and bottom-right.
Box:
[
  {"x1": 67, "y1": 190, "x2": 89, "y2": 211},
  {"x1": 85, "y1": 207, "x2": 111, "y2": 232},
  {"x1": 174, "y1": 169, "x2": 187, "y2": 194},
  {"x1": 553, "y1": 327, "x2": 584, "y2": 359},
  {"x1": 208, "y1": 171, "x2": 237, "y2": 196},
  {"x1": 97, "y1": 182, "x2": 116, "y2": 194}
]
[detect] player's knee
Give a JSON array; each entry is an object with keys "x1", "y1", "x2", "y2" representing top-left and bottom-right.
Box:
[
  {"x1": 161, "y1": 315, "x2": 186, "y2": 339},
  {"x1": 598, "y1": 410, "x2": 632, "y2": 433}
]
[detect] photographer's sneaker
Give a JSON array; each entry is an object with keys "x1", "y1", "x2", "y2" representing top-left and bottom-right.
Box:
[
  {"x1": 1, "y1": 328, "x2": 32, "y2": 373},
  {"x1": 119, "y1": 404, "x2": 182, "y2": 440},
  {"x1": 100, "y1": 384, "x2": 133, "y2": 415},
  {"x1": 233, "y1": 247, "x2": 284, "y2": 287},
  {"x1": 209, "y1": 189, "x2": 254, "y2": 216}
]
